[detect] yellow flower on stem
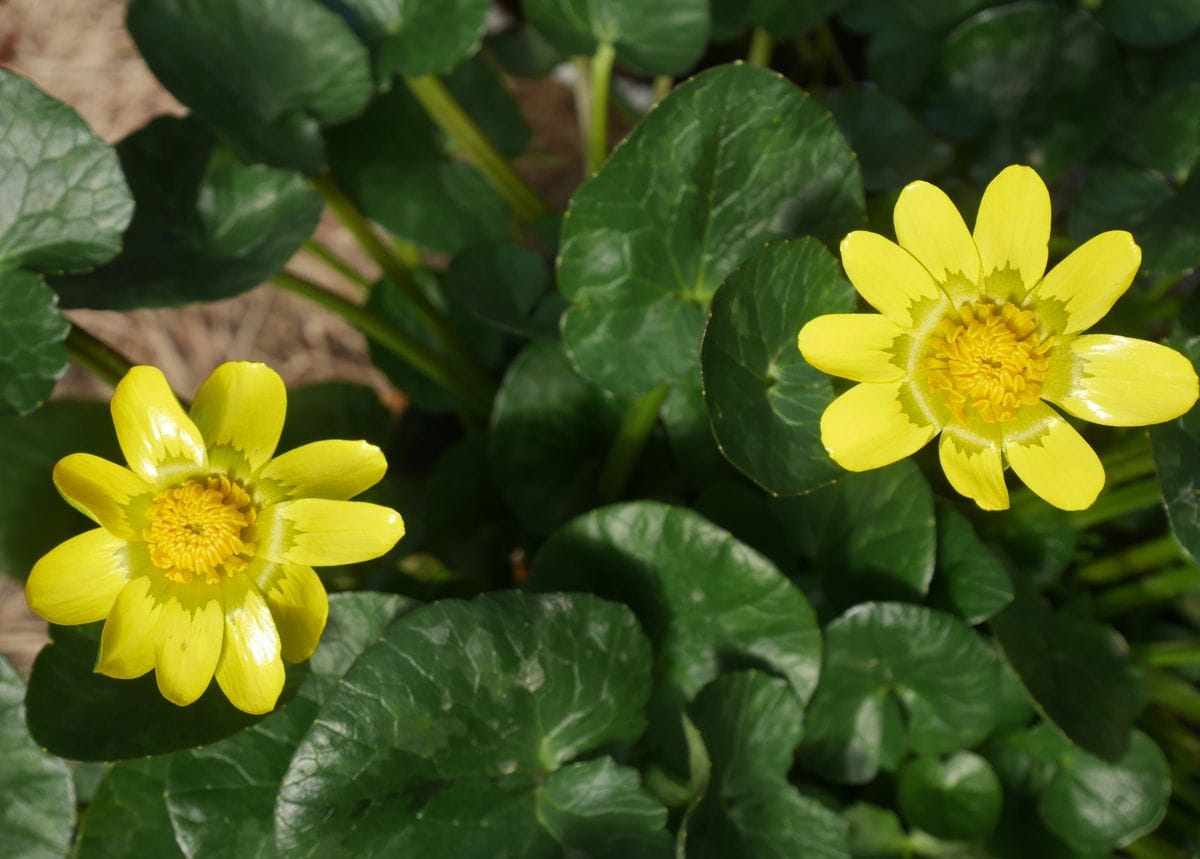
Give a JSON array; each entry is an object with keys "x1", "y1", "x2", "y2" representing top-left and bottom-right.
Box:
[
  {"x1": 25, "y1": 362, "x2": 405, "y2": 714},
  {"x1": 798, "y1": 165, "x2": 1199, "y2": 512}
]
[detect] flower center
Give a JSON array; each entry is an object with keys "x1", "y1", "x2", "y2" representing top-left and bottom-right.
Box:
[
  {"x1": 143, "y1": 475, "x2": 257, "y2": 584},
  {"x1": 924, "y1": 301, "x2": 1054, "y2": 424}
]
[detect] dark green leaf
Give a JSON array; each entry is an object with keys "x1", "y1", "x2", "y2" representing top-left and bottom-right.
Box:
[
  {"x1": 25, "y1": 622, "x2": 306, "y2": 761},
  {"x1": 165, "y1": 593, "x2": 414, "y2": 859},
  {"x1": 535, "y1": 759, "x2": 670, "y2": 857},
  {"x1": 0, "y1": 269, "x2": 68, "y2": 416},
  {"x1": 800, "y1": 602, "x2": 1000, "y2": 784},
  {"x1": 976, "y1": 498, "x2": 1076, "y2": 588},
  {"x1": 660, "y1": 370, "x2": 740, "y2": 491},
  {"x1": 822, "y1": 86, "x2": 953, "y2": 192},
  {"x1": 864, "y1": 24, "x2": 938, "y2": 100},
  {"x1": 0, "y1": 656, "x2": 73, "y2": 859},
  {"x1": 323, "y1": 0, "x2": 489, "y2": 78},
  {"x1": 844, "y1": 803, "x2": 910, "y2": 859},
  {"x1": 710, "y1": 0, "x2": 848, "y2": 40},
  {"x1": 530, "y1": 503, "x2": 822, "y2": 709},
  {"x1": 275, "y1": 592, "x2": 664, "y2": 857},
  {"x1": 277, "y1": 381, "x2": 394, "y2": 451},
  {"x1": 990, "y1": 572, "x2": 1146, "y2": 762},
  {"x1": 0, "y1": 401, "x2": 120, "y2": 581},
  {"x1": 53, "y1": 117, "x2": 321, "y2": 310},
  {"x1": 447, "y1": 241, "x2": 564, "y2": 339},
  {"x1": 559, "y1": 63, "x2": 864, "y2": 395},
  {"x1": 897, "y1": 752, "x2": 1002, "y2": 840},
  {"x1": 1096, "y1": 0, "x2": 1200, "y2": 47},
  {"x1": 489, "y1": 339, "x2": 631, "y2": 535},
  {"x1": 700, "y1": 239, "x2": 853, "y2": 495},
  {"x1": 0, "y1": 69, "x2": 132, "y2": 272},
  {"x1": 683, "y1": 672, "x2": 850, "y2": 859},
  {"x1": 488, "y1": 22, "x2": 567, "y2": 77},
  {"x1": 126, "y1": 0, "x2": 372, "y2": 174},
  {"x1": 75, "y1": 759, "x2": 182, "y2": 859},
  {"x1": 442, "y1": 53, "x2": 532, "y2": 158},
  {"x1": 1114, "y1": 83, "x2": 1200, "y2": 182},
  {"x1": 1153, "y1": 337, "x2": 1200, "y2": 564},
  {"x1": 326, "y1": 86, "x2": 509, "y2": 255},
  {"x1": 524, "y1": 0, "x2": 709, "y2": 75},
  {"x1": 923, "y1": 4, "x2": 1121, "y2": 180},
  {"x1": 771, "y1": 462, "x2": 936, "y2": 603},
  {"x1": 928, "y1": 501, "x2": 1012, "y2": 624}
]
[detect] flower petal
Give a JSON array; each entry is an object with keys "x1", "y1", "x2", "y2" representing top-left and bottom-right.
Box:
[
  {"x1": 215, "y1": 576, "x2": 284, "y2": 715},
  {"x1": 797, "y1": 313, "x2": 905, "y2": 383},
  {"x1": 839, "y1": 231, "x2": 946, "y2": 327},
  {"x1": 190, "y1": 362, "x2": 286, "y2": 476},
  {"x1": 1004, "y1": 403, "x2": 1104, "y2": 511},
  {"x1": 938, "y1": 427, "x2": 1009, "y2": 511},
  {"x1": 255, "y1": 440, "x2": 387, "y2": 505},
  {"x1": 820, "y1": 382, "x2": 938, "y2": 472},
  {"x1": 111, "y1": 366, "x2": 207, "y2": 484},
  {"x1": 1027, "y1": 232, "x2": 1141, "y2": 335},
  {"x1": 155, "y1": 587, "x2": 223, "y2": 707},
  {"x1": 254, "y1": 500, "x2": 405, "y2": 567},
  {"x1": 972, "y1": 164, "x2": 1051, "y2": 296},
  {"x1": 97, "y1": 574, "x2": 165, "y2": 680},
  {"x1": 893, "y1": 180, "x2": 982, "y2": 287},
  {"x1": 52, "y1": 454, "x2": 150, "y2": 538},
  {"x1": 26, "y1": 529, "x2": 131, "y2": 624},
  {"x1": 257, "y1": 562, "x2": 328, "y2": 663},
  {"x1": 1046, "y1": 335, "x2": 1200, "y2": 427}
]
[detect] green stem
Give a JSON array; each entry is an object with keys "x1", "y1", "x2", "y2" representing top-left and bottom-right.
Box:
[
  {"x1": 1148, "y1": 669, "x2": 1200, "y2": 723},
  {"x1": 746, "y1": 27, "x2": 775, "y2": 68},
  {"x1": 65, "y1": 325, "x2": 135, "y2": 389},
  {"x1": 1145, "y1": 711, "x2": 1200, "y2": 771},
  {"x1": 1077, "y1": 534, "x2": 1183, "y2": 584},
  {"x1": 816, "y1": 23, "x2": 854, "y2": 86},
  {"x1": 1069, "y1": 477, "x2": 1162, "y2": 530},
  {"x1": 1100, "y1": 432, "x2": 1157, "y2": 486},
  {"x1": 301, "y1": 238, "x2": 372, "y2": 290},
  {"x1": 652, "y1": 75, "x2": 672, "y2": 105},
  {"x1": 404, "y1": 75, "x2": 550, "y2": 223},
  {"x1": 1137, "y1": 640, "x2": 1200, "y2": 668},
  {"x1": 586, "y1": 43, "x2": 616, "y2": 176},
  {"x1": 1125, "y1": 834, "x2": 1188, "y2": 859},
  {"x1": 1170, "y1": 768, "x2": 1200, "y2": 817},
  {"x1": 1094, "y1": 564, "x2": 1200, "y2": 617},
  {"x1": 271, "y1": 271, "x2": 491, "y2": 417},
  {"x1": 1146, "y1": 272, "x2": 1183, "y2": 304},
  {"x1": 1048, "y1": 233, "x2": 1076, "y2": 257},
  {"x1": 311, "y1": 174, "x2": 494, "y2": 399},
  {"x1": 597, "y1": 383, "x2": 669, "y2": 500}
]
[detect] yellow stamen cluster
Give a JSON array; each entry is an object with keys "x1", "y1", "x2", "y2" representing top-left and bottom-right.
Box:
[
  {"x1": 925, "y1": 301, "x2": 1053, "y2": 424},
  {"x1": 143, "y1": 475, "x2": 257, "y2": 584}
]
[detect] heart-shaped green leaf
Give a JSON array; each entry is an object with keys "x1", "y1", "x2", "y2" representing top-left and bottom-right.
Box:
[
  {"x1": 0, "y1": 656, "x2": 74, "y2": 859},
  {"x1": 710, "y1": 0, "x2": 848, "y2": 40},
  {"x1": 447, "y1": 241, "x2": 563, "y2": 339},
  {"x1": 322, "y1": 0, "x2": 490, "y2": 78},
  {"x1": 0, "y1": 70, "x2": 133, "y2": 273},
  {"x1": 74, "y1": 759, "x2": 182, "y2": 858},
  {"x1": 164, "y1": 593, "x2": 414, "y2": 859},
  {"x1": 1153, "y1": 337, "x2": 1200, "y2": 563},
  {"x1": 0, "y1": 269, "x2": 69, "y2": 416},
  {"x1": 683, "y1": 672, "x2": 850, "y2": 859},
  {"x1": 897, "y1": 752, "x2": 1002, "y2": 841},
  {"x1": 1096, "y1": 0, "x2": 1200, "y2": 47},
  {"x1": 559, "y1": 63, "x2": 863, "y2": 396},
  {"x1": 800, "y1": 602, "x2": 1000, "y2": 784},
  {"x1": 700, "y1": 238, "x2": 853, "y2": 495},
  {"x1": 275, "y1": 592, "x2": 664, "y2": 856},
  {"x1": 928, "y1": 500, "x2": 1012, "y2": 624},
  {"x1": 524, "y1": 0, "x2": 709, "y2": 75},
  {"x1": 126, "y1": 0, "x2": 372, "y2": 174},
  {"x1": 53, "y1": 117, "x2": 321, "y2": 310}
]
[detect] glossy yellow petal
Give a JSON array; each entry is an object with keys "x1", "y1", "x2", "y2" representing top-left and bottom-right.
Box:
[
  {"x1": 52, "y1": 454, "x2": 150, "y2": 538},
  {"x1": 26, "y1": 529, "x2": 131, "y2": 624},
  {"x1": 893, "y1": 180, "x2": 982, "y2": 286},
  {"x1": 1027, "y1": 232, "x2": 1141, "y2": 335},
  {"x1": 257, "y1": 562, "x2": 328, "y2": 663},
  {"x1": 111, "y1": 366, "x2": 207, "y2": 484},
  {"x1": 96, "y1": 574, "x2": 164, "y2": 680},
  {"x1": 1047, "y1": 335, "x2": 1199, "y2": 426},
  {"x1": 820, "y1": 382, "x2": 937, "y2": 472},
  {"x1": 255, "y1": 499, "x2": 405, "y2": 567},
  {"x1": 839, "y1": 231, "x2": 944, "y2": 328},
  {"x1": 190, "y1": 362, "x2": 286, "y2": 475},
  {"x1": 973, "y1": 164, "x2": 1050, "y2": 295},
  {"x1": 255, "y1": 440, "x2": 387, "y2": 505},
  {"x1": 155, "y1": 588, "x2": 223, "y2": 707},
  {"x1": 938, "y1": 427, "x2": 1009, "y2": 511},
  {"x1": 797, "y1": 314, "x2": 905, "y2": 383},
  {"x1": 215, "y1": 576, "x2": 284, "y2": 715},
  {"x1": 1004, "y1": 403, "x2": 1104, "y2": 511}
]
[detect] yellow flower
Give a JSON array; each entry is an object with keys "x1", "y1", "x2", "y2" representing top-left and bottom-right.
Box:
[
  {"x1": 798, "y1": 165, "x2": 1199, "y2": 511},
  {"x1": 25, "y1": 362, "x2": 405, "y2": 713}
]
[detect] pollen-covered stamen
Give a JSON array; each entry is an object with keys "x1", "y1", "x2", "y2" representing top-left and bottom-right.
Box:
[
  {"x1": 143, "y1": 475, "x2": 257, "y2": 584},
  {"x1": 924, "y1": 301, "x2": 1054, "y2": 424}
]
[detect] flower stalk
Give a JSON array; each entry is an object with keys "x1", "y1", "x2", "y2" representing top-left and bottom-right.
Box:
[
  {"x1": 1093, "y1": 564, "x2": 1200, "y2": 617},
  {"x1": 597, "y1": 382, "x2": 669, "y2": 501},
  {"x1": 301, "y1": 238, "x2": 372, "y2": 290},
  {"x1": 65, "y1": 325, "x2": 136, "y2": 391},
  {"x1": 746, "y1": 28, "x2": 774, "y2": 68},
  {"x1": 586, "y1": 42, "x2": 617, "y2": 175}
]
